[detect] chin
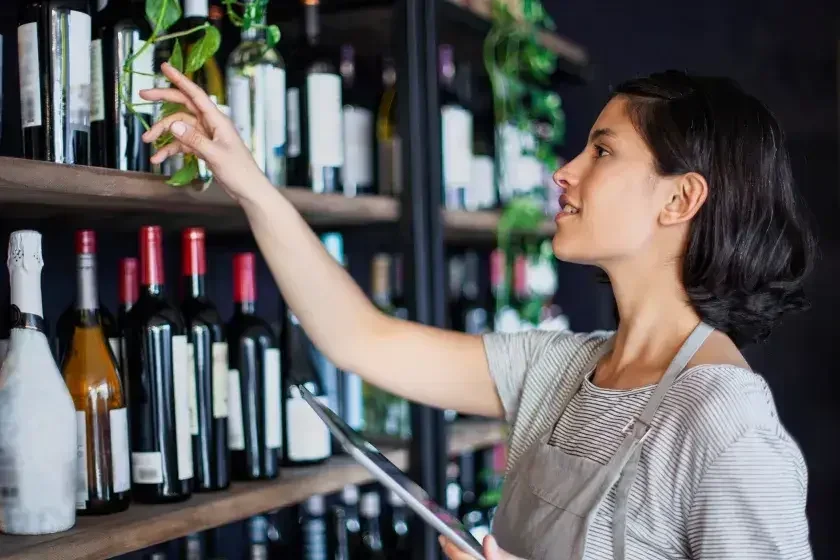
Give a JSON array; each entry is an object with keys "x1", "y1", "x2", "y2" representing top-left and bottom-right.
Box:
[{"x1": 551, "y1": 232, "x2": 597, "y2": 265}]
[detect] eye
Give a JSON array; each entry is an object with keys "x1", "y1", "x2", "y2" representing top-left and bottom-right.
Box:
[{"x1": 593, "y1": 144, "x2": 610, "y2": 158}]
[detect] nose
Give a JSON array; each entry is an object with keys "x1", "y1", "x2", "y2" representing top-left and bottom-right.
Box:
[{"x1": 553, "y1": 160, "x2": 577, "y2": 191}]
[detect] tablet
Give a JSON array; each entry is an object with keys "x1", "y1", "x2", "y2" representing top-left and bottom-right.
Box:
[{"x1": 295, "y1": 383, "x2": 487, "y2": 560}]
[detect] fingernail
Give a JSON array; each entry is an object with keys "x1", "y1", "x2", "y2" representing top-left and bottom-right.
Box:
[{"x1": 171, "y1": 121, "x2": 186, "y2": 136}]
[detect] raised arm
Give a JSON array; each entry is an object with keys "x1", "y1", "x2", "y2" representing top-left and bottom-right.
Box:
[{"x1": 140, "y1": 63, "x2": 503, "y2": 418}]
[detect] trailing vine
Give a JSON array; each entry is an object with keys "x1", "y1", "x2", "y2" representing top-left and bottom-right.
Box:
[{"x1": 125, "y1": 0, "x2": 279, "y2": 186}]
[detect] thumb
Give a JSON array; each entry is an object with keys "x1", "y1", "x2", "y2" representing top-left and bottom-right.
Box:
[
  {"x1": 484, "y1": 535, "x2": 516, "y2": 560},
  {"x1": 170, "y1": 120, "x2": 214, "y2": 159}
]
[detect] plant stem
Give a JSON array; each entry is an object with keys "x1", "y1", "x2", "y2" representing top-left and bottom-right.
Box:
[{"x1": 155, "y1": 23, "x2": 210, "y2": 43}]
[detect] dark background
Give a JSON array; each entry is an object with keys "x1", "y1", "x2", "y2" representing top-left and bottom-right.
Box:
[{"x1": 548, "y1": 1, "x2": 839, "y2": 557}]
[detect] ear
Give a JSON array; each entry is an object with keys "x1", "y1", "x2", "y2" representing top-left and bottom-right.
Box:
[{"x1": 660, "y1": 172, "x2": 708, "y2": 226}]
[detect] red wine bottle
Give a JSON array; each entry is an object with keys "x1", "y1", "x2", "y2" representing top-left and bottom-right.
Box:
[
  {"x1": 90, "y1": 0, "x2": 153, "y2": 170},
  {"x1": 124, "y1": 226, "x2": 193, "y2": 503},
  {"x1": 180, "y1": 227, "x2": 230, "y2": 492},
  {"x1": 225, "y1": 253, "x2": 281, "y2": 480},
  {"x1": 117, "y1": 257, "x2": 139, "y2": 390},
  {"x1": 17, "y1": 0, "x2": 91, "y2": 164}
]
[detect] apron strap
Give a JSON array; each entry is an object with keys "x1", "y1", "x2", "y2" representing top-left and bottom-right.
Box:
[{"x1": 612, "y1": 321, "x2": 714, "y2": 560}]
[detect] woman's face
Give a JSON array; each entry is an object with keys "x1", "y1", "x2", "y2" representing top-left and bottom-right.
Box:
[{"x1": 552, "y1": 97, "x2": 674, "y2": 267}]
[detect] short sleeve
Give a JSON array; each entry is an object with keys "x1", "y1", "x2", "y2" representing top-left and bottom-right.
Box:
[
  {"x1": 687, "y1": 428, "x2": 812, "y2": 559},
  {"x1": 481, "y1": 330, "x2": 574, "y2": 423}
]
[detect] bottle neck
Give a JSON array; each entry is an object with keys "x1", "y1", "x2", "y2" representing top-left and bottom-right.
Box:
[
  {"x1": 76, "y1": 253, "x2": 100, "y2": 311},
  {"x1": 183, "y1": 274, "x2": 206, "y2": 299},
  {"x1": 236, "y1": 301, "x2": 256, "y2": 315},
  {"x1": 9, "y1": 267, "x2": 43, "y2": 318},
  {"x1": 143, "y1": 283, "x2": 164, "y2": 298},
  {"x1": 304, "y1": 3, "x2": 320, "y2": 46}
]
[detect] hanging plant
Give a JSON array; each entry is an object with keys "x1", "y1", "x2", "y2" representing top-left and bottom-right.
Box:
[{"x1": 124, "y1": 0, "x2": 279, "y2": 186}]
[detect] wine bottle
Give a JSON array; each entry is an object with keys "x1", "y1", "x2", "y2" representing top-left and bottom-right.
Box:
[
  {"x1": 281, "y1": 309, "x2": 331, "y2": 466},
  {"x1": 61, "y1": 230, "x2": 131, "y2": 515},
  {"x1": 226, "y1": 253, "x2": 281, "y2": 480},
  {"x1": 460, "y1": 251, "x2": 488, "y2": 335},
  {"x1": 329, "y1": 505, "x2": 351, "y2": 560},
  {"x1": 385, "y1": 490, "x2": 412, "y2": 559},
  {"x1": 226, "y1": 2, "x2": 287, "y2": 186},
  {"x1": 124, "y1": 225, "x2": 193, "y2": 503},
  {"x1": 376, "y1": 56, "x2": 401, "y2": 197},
  {"x1": 248, "y1": 515, "x2": 270, "y2": 560},
  {"x1": 287, "y1": 0, "x2": 343, "y2": 193},
  {"x1": 181, "y1": 227, "x2": 230, "y2": 492},
  {"x1": 17, "y1": 0, "x2": 91, "y2": 164},
  {"x1": 439, "y1": 44, "x2": 473, "y2": 210},
  {"x1": 0, "y1": 230, "x2": 76, "y2": 534},
  {"x1": 56, "y1": 230, "x2": 120, "y2": 370},
  {"x1": 340, "y1": 484, "x2": 362, "y2": 557},
  {"x1": 359, "y1": 491, "x2": 387, "y2": 560},
  {"x1": 339, "y1": 44, "x2": 374, "y2": 197},
  {"x1": 117, "y1": 257, "x2": 138, "y2": 390},
  {"x1": 90, "y1": 0, "x2": 153, "y2": 170},
  {"x1": 300, "y1": 495, "x2": 329, "y2": 560}
]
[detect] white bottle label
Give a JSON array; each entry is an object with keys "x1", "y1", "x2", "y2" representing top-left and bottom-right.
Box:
[
  {"x1": 227, "y1": 369, "x2": 245, "y2": 450},
  {"x1": 172, "y1": 335, "x2": 194, "y2": 480},
  {"x1": 183, "y1": 0, "x2": 208, "y2": 18},
  {"x1": 264, "y1": 348, "x2": 282, "y2": 450},
  {"x1": 228, "y1": 73, "x2": 252, "y2": 149},
  {"x1": 131, "y1": 451, "x2": 163, "y2": 484},
  {"x1": 109, "y1": 408, "x2": 130, "y2": 493},
  {"x1": 286, "y1": 390, "x2": 331, "y2": 461},
  {"x1": 265, "y1": 67, "x2": 287, "y2": 183},
  {"x1": 341, "y1": 106, "x2": 373, "y2": 189},
  {"x1": 343, "y1": 371, "x2": 364, "y2": 431},
  {"x1": 68, "y1": 11, "x2": 91, "y2": 129},
  {"x1": 17, "y1": 22, "x2": 42, "y2": 128},
  {"x1": 130, "y1": 40, "x2": 155, "y2": 107},
  {"x1": 469, "y1": 155, "x2": 496, "y2": 210},
  {"x1": 212, "y1": 342, "x2": 229, "y2": 419},
  {"x1": 187, "y1": 342, "x2": 198, "y2": 436},
  {"x1": 441, "y1": 105, "x2": 473, "y2": 188},
  {"x1": 75, "y1": 411, "x2": 88, "y2": 509},
  {"x1": 90, "y1": 39, "x2": 105, "y2": 123},
  {"x1": 287, "y1": 88, "x2": 301, "y2": 157},
  {"x1": 306, "y1": 74, "x2": 343, "y2": 167}
]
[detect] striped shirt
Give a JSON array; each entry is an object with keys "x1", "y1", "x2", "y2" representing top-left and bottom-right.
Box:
[{"x1": 482, "y1": 329, "x2": 813, "y2": 559}]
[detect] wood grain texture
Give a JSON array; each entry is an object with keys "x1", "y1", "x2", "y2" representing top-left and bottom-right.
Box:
[
  {"x1": 0, "y1": 421, "x2": 507, "y2": 560},
  {"x1": 444, "y1": 209, "x2": 556, "y2": 242}
]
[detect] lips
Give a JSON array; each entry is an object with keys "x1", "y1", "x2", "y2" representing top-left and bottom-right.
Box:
[{"x1": 557, "y1": 195, "x2": 579, "y2": 215}]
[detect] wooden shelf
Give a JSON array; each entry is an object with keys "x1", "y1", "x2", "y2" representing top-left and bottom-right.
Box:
[
  {"x1": 0, "y1": 420, "x2": 507, "y2": 560},
  {"x1": 445, "y1": 208, "x2": 556, "y2": 242}
]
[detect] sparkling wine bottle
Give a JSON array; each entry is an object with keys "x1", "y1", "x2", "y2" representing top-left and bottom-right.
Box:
[{"x1": 0, "y1": 230, "x2": 76, "y2": 534}]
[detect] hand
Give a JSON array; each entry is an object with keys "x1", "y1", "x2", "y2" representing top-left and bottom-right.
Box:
[
  {"x1": 439, "y1": 534, "x2": 525, "y2": 560},
  {"x1": 139, "y1": 62, "x2": 270, "y2": 202}
]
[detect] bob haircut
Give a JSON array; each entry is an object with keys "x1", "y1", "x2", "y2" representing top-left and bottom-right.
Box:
[{"x1": 608, "y1": 70, "x2": 817, "y2": 347}]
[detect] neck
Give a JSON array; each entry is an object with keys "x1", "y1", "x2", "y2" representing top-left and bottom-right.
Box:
[{"x1": 600, "y1": 258, "x2": 701, "y2": 385}]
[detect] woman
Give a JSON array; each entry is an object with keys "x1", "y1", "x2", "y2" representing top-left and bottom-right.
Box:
[{"x1": 141, "y1": 66, "x2": 815, "y2": 559}]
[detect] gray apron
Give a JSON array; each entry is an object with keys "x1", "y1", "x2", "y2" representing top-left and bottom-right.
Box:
[{"x1": 492, "y1": 322, "x2": 714, "y2": 560}]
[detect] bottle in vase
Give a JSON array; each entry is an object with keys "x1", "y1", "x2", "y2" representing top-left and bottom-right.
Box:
[
  {"x1": 124, "y1": 226, "x2": 193, "y2": 503},
  {"x1": 0, "y1": 230, "x2": 76, "y2": 534},
  {"x1": 226, "y1": 253, "x2": 281, "y2": 480},
  {"x1": 17, "y1": 0, "x2": 91, "y2": 164},
  {"x1": 61, "y1": 230, "x2": 131, "y2": 515}
]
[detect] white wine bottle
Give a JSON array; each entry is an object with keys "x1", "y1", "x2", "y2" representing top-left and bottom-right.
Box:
[{"x1": 0, "y1": 230, "x2": 76, "y2": 535}]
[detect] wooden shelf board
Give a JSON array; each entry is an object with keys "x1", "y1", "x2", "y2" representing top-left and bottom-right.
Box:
[
  {"x1": 0, "y1": 420, "x2": 507, "y2": 560},
  {"x1": 444, "y1": 209, "x2": 556, "y2": 242}
]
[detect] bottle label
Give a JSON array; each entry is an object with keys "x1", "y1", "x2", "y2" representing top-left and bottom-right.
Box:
[
  {"x1": 67, "y1": 11, "x2": 91, "y2": 130},
  {"x1": 264, "y1": 348, "x2": 282, "y2": 450},
  {"x1": 264, "y1": 67, "x2": 287, "y2": 183},
  {"x1": 130, "y1": 39, "x2": 155, "y2": 107},
  {"x1": 306, "y1": 74, "x2": 343, "y2": 167},
  {"x1": 228, "y1": 73, "x2": 252, "y2": 149},
  {"x1": 172, "y1": 335, "x2": 194, "y2": 480},
  {"x1": 441, "y1": 105, "x2": 473, "y2": 189},
  {"x1": 341, "y1": 107, "x2": 373, "y2": 190},
  {"x1": 187, "y1": 342, "x2": 199, "y2": 436},
  {"x1": 75, "y1": 411, "x2": 88, "y2": 509},
  {"x1": 287, "y1": 87, "x2": 301, "y2": 158},
  {"x1": 131, "y1": 451, "x2": 163, "y2": 484},
  {"x1": 109, "y1": 408, "x2": 131, "y2": 493},
  {"x1": 212, "y1": 342, "x2": 229, "y2": 419},
  {"x1": 183, "y1": 0, "x2": 209, "y2": 18},
  {"x1": 227, "y1": 368, "x2": 245, "y2": 450},
  {"x1": 286, "y1": 391, "x2": 331, "y2": 461},
  {"x1": 17, "y1": 22, "x2": 42, "y2": 128},
  {"x1": 90, "y1": 39, "x2": 105, "y2": 123}
]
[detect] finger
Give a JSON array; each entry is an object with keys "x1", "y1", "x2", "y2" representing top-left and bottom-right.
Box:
[
  {"x1": 138, "y1": 88, "x2": 200, "y2": 115},
  {"x1": 169, "y1": 120, "x2": 218, "y2": 161},
  {"x1": 160, "y1": 62, "x2": 228, "y2": 128},
  {"x1": 441, "y1": 539, "x2": 470, "y2": 560},
  {"x1": 483, "y1": 535, "x2": 517, "y2": 560},
  {"x1": 142, "y1": 112, "x2": 199, "y2": 144},
  {"x1": 150, "y1": 141, "x2": 189, "y2": 165}
]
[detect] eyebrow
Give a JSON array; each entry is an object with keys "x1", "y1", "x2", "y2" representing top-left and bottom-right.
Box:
[{"x1": 589, "y1": 128, "x2": 617, "y2": 143}]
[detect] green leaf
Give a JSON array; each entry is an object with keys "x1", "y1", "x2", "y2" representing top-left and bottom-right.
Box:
[
  {"x1": 166, "y1": 155, "x2": 200, "y2": 186},
  {"x1": 161, "y1": 101, "x2": 186, "y2": 118},
  {"x1": 169, "y1": 39, "x2": 184, "y2": 73},
  {"x1": 265, "y1": 25, "x2": 281, "y2": 49},
  {"x1": 154, "y1": 131, "x2": 175, "y2": 150},
  {"x1": 146, "y1": 0, "x2": 182, "y2": 34},
  {"x1": 185, "y1": 26, "x2": 221, "y2": 74}
]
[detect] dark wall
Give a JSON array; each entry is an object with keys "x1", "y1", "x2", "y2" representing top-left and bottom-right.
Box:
[{"x1": 547, "y1": 1, "x2": 839, "y2": 556}]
